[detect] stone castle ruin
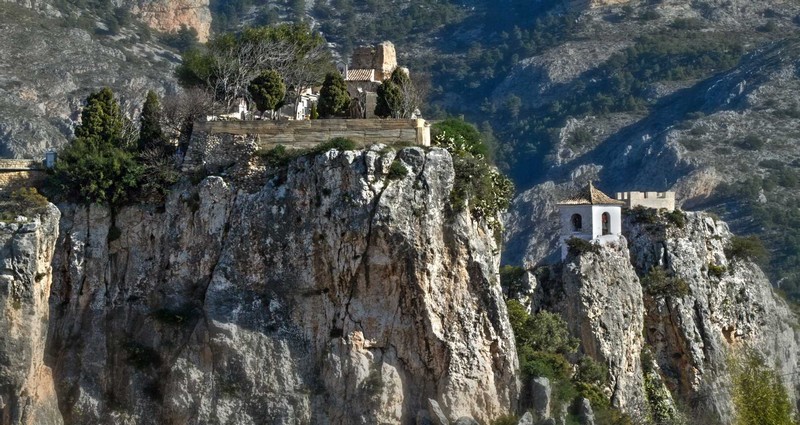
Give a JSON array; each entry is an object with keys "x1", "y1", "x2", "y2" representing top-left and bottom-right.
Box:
[
  {"x1": 615, "y1": 191, "x2": 675, "y2": 211},
  {"x1": 343, "y1": 41, "x2": 403, "y2": 118}
]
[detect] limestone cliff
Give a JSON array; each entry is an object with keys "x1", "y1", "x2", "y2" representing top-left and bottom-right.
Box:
[
  {"x1": 626, "y1": 211, "x2": 800, "y2": 423},
  {"x1": 43, "y1": 145, "x2": 518, "y2": 424},
  {"x1": 561, "y1": 236, "x2": 646, "y2": 413},
  {"x1": 536, "y1": 211, "x2": 800, "y2": 423},
  {"x1": 0, "y1": 206, "x2": 62, "y2": 425},
  {"x1": 131, "y1": 0, "x2": 211, "y2": 42}
]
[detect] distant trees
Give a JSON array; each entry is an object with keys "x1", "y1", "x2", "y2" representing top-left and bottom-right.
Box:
[
  {"x1": 317, "y1": 72, "x2": 350, "y2": 117},
  {"x1": 248, "y1": 70, "x2": 286, "y2": 119}
]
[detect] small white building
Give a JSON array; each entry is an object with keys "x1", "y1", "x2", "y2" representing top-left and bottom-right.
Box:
[{"x1": 557, "y1": 182, "x2": 624, "y2": 260}]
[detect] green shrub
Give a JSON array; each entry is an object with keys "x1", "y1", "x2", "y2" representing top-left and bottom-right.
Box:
[
  {"x1": 666, "y1": 209, "x2": 686, "y2": 228},
  {"x1": 627, "y1": 205, "x2": 659, "y2": 224},
  {"x1": 566, "y1": 237, "x2": 599, "y2": 256},
  {"x1": 730, "y1": 349, "x2": 795, "y2": 425},
  {"x1": 450, "y1": 154, "x2": 514, "y2": 229},
  {"x1": 490, "y1": 415, "x2": 519, "y2": 425},
  {"x1": 256, "y1": 145, "x2": 297, "y2": 167},
  {"x1": 708, "y1": 263, "x2": 726, "y2": 278},
  {"x1": 736, "y1": 134, "x2": 765, "y2": 151},
  {"x1": 312, "y1": 137, "x2": 357, "y2": 154},
  {"x1": 575, "y1": 356, "x2": 608, "y2": 386},
  {"x1": 726, "y1": 235, "x2": 768, "y2": 264},
  {"x1": 9, "y1": 187, "x2": 49, "y2": 215},
  {"x1": 387, "y1": 160, "x2": 408, "y2": 180},
  {"x1": 641, "y1": 266, "x2": 690, "y2": 298},
  {"x1": 568, "y1": 127, "x2": 594, "y2": 148},
  {"x1": 432, "y1": 118, "x2": 489, "y2": 158}
]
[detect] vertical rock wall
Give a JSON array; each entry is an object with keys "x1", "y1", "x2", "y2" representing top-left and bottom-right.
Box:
[
  {"x1": 46, "y1": 146, "x2": 519, "y2": 424},
  {"x1": 0, "y1": 206, "x2": 62, "y2": 425}
]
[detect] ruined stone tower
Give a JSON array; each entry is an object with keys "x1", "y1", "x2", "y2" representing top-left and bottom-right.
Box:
[{"x1": 349, "y1": 41, "x2": 397, "y2": 81}]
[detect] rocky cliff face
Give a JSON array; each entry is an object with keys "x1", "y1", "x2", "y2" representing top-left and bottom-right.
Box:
[
  {"x1": 535, "y1": 211, "x2": 800, "y2": 423},
  {"x1": 560, "y1": 236, "x2": 646, "y2": 413},
  {"x1": 626, "y1": 211, "x2": 800, "y2": 423},
  {"x1": 131, "y1": 0, "x2": 211, "y2": 42},
  {"x1": 0, "y1": 2, "x2": 179, "y2": 160},
  {"x1": 0, "y1": 206, "x2": 62, "y2": 425},
  {"x1": 42, "y1": 145, "x2": 518, "y2": 424}
]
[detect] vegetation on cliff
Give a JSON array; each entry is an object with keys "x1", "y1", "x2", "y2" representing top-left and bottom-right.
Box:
[{"x1": 50, "y1": 88, "x2": 177, "y2": 205}]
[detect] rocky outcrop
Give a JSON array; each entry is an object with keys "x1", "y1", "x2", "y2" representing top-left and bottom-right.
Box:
[
  {"x1": 539, "y1": 211, "x2": 800, "y2": 423},
  {"x1": 625, "y1": 211, "x2": 800, "y2": 423},
  {"x1": 0, "y1": 206, "x2": 62, "y2": 425},
  {"x1": 46, "y1": 146, "x2": 519, "y2": 424},
  {"x1": 131, "y1": 0, "x2": 211, "y2": 42},
  {"x1": 560, "y1": 236, "x2": 646, "y2": 412}
]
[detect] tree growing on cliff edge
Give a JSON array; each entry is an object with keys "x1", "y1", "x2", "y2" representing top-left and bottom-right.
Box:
[
  {"x1": 248, "y1": 70, "x2": 285, "y2": 119},
  {"x1": 138, "y1": 91, "x2": 166, "y2": 152},
  {"x1": 317, "y1": 72, "x2": 349, "y2": 117},
  {"x1": 52, "y1": 88, "x2": 141, "y2": 205}
]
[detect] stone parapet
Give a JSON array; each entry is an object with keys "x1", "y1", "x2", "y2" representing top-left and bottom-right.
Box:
[{"x1": 184, "y1": 118, "x2": 431, "y2": 173}]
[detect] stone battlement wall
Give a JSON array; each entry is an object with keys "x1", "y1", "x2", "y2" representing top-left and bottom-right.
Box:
[
  {"x1": 184, "y1": 118, "x2": 431, "y2": 173},
  {"x1": 615, "y1": 191, "x2": 676, "y2": 211}
]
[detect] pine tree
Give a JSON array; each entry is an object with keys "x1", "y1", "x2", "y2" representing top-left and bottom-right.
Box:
[
  {"x1": 75, "y1": 87, "x2": 126, "y2": 146},
  {"x1": 52, "y1": 88, "x2": 141, "y2": 205},
  {"x1": 138, "y1": 90, "x2": 166, "y2": 152},
  {"x1": 317, "y1": 72, "x2": 350, "y2": 117},
  {"x1": 248, "y1": 70, "x2": 286, "y2": 119}
]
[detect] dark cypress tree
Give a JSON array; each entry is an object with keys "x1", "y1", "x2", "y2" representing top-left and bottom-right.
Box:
[
  {"x1": 138, "y1": 90, "x2": 166, "y2": 152},
  {"x1": 75, "y1": 87, "x2": 126, "y2": 146},
  {"x1": 248, "y1": 70, "x2": 286, "y2": 119},
  {"x1": 376, "y1": 70, "x2": 414, "y2": 118},
  {"x1": 52, "y1": 88, "x2": 141, "y2": 205},
  {"x1": 317, "y1": 72, "x2": 350, "y2": 117},
  {"x1": 375, "y1": 79, "x2": 401, "y2": 118}
]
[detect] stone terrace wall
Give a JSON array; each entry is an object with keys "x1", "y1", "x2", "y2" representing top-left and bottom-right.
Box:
[
  {"x1": 0, "y1": 160, "x2": 45, "y2": 194},
  {"x1": 184, "y1": 119, "x2": 431, "y2": 173}
]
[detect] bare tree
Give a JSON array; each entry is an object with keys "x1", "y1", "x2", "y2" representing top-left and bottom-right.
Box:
[
  {"x1": 205, "y1": 37, "x2": 298, "y2": 111},
  {"x1": 162, "y1": 88, "x2": 218, "y2": 150}
]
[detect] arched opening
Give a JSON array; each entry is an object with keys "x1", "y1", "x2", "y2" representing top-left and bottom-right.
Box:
[
  {"x1": 602, "y1": 212, "x2": 611, "y2": 235},
  {"x1": 571, "y1": 213, "x2": 582, "y2": 231}
]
